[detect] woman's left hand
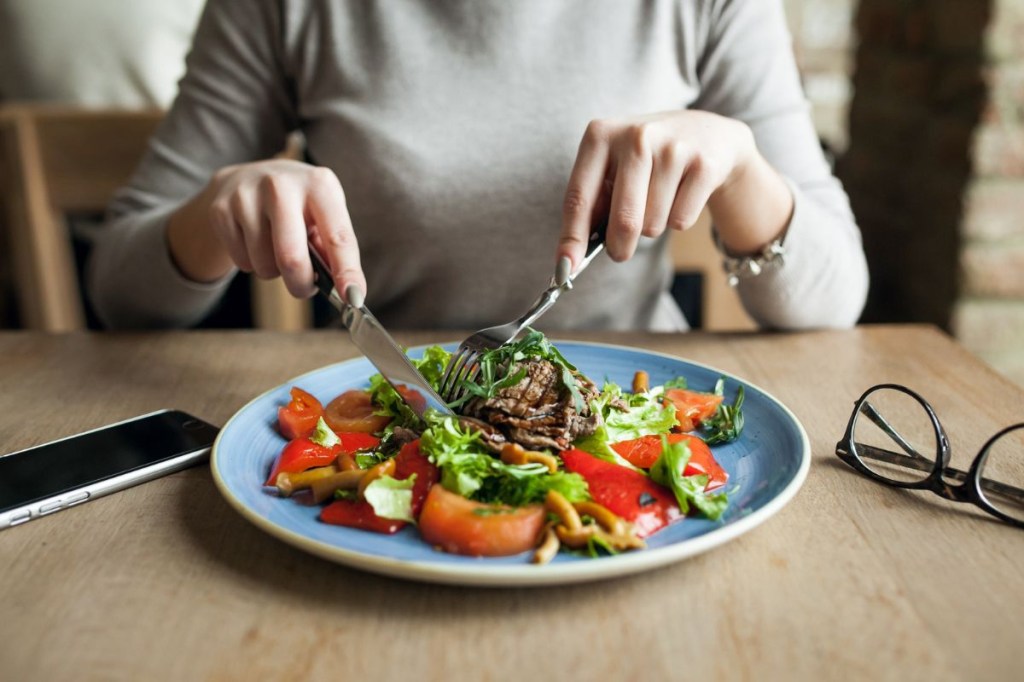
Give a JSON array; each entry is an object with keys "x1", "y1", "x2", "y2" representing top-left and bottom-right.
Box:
[{"x1": 558, "y1": 110, "x2": 789, "y2": 268}]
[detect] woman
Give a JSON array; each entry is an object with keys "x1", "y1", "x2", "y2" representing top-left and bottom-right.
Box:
[{"x1": 88, "y1": 0, "x2": 868, "y2": 331}]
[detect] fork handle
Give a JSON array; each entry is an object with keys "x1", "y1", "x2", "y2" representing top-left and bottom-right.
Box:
[{"x1": 511, "y1": 217, "x2": 609, "y2": 333}]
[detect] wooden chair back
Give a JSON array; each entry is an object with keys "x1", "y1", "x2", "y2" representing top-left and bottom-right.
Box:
[
  {"x1": 0, "y1": 105, "x2": 309, "y2": 331},
  {"x1": 670, "y1": 213, "x2": 755, "y2": 331}
]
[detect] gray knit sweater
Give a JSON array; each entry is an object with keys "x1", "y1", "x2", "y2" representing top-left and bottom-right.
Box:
[{"x1": 88, "y1": 0, "x2": 868, "y2": 330}]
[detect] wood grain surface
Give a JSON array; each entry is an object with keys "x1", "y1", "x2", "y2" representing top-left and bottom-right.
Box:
[{"x1": 1, "y1": 326, "x2": 1021, "y2": 682}]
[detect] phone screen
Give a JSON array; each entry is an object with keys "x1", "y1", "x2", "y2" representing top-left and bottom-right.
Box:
[{"x1": 0, "y1": 410, "x2": 220, "y2": 512}]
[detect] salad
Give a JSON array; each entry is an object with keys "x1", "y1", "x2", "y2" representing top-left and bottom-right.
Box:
[{"x1": 263, "y1": 331, "x2": 744, "y2": 563}]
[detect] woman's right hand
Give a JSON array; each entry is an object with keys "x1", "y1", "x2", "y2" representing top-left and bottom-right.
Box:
[{"x1": 167, "y1": 159, "x2": 365, "y2": 302}]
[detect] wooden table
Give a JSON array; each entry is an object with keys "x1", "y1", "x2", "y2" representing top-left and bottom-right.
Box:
[{"x1": 1, "y1": 326, "x2": 1021, "y2": 681}]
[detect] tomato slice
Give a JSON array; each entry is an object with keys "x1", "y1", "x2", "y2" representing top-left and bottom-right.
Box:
[
  {"x1": 395, "y1": 385, "x2": 427, "y2": 415},
  {"x1": 277, "y1": 387, "x2": 324, "y2": 440},
  {"x1": 392, "y1": 439, "x2": 439, "y2": 517},
  {"x1": 664, "y1": 388, "x2": 723, "y2": 432},
  {"x1": 265, "y1": 437, "x2": 338, "y2": 486},
  {"x1": 324, "y1": 390, "x2": 391, "y2": 434},
  {"x1": 418, "y1": 485, "x2": 546, "y2": 557},
  {"x1": 611, "y1": 434, "x2": 728, "y2": 491},
  {"x1": 560, "y1": 448, "x2": 681, "y2": 538},
  {"x1": 320, "y1": 499, "x2": 406, "y2": 534}
]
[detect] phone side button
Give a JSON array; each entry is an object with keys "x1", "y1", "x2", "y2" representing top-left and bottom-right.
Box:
[
  {"x1": 64, "y1": 492, "x2": 90, "y2": 506},
  {"x1": 9, "y1": 510, "x2": 32, "y2": 526},
  {"x1": 39, "y1": 500, "x2": 64, "y2": 515}
]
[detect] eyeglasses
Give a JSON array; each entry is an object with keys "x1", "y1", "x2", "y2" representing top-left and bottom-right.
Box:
[{"x1": 835, "y1": 384, "x2": 1024, "y2": 529}]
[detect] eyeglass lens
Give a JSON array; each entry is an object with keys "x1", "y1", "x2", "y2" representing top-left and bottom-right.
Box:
[
  {"x1": 979, "y1": 425, "x2": 1024, "y2": 523},
  {"x1": 852, "y1": 387, "x2": 938, "y2": 484}
]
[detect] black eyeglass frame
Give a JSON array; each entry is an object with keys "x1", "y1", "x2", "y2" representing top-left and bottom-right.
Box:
[{"x1": 835, "y1": 383, "x2": 1024, "y2": 529}]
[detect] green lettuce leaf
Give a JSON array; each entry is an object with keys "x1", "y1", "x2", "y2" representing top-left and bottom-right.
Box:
[
  {"x1": 363, "y1": 474, "x2": 416, "y2": 522},
  {"x1": 308, "y1": 417, "x2": 340, "y2": 448},
  {"x1": 573, "y1": 382, "x2": 678, "y2": 469},
  {"x1": 419, "y1": 413, "x2": 589, "y2": 506},
  {"x1": 649, "y1": 436, "x2": 727, "y2": 520}
]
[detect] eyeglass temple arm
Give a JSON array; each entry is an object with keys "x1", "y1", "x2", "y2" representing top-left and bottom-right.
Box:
[
  {"x1": 855, "y1": 443, "x2": 1024, "y2": 503},
  {"x1": 861, "y1": 402, "x2": 933, "y2": 463}
]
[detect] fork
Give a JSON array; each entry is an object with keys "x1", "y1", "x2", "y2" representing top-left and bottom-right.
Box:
[{"x1": 437, "y1": 220, "x2": 607, "y2": 406}]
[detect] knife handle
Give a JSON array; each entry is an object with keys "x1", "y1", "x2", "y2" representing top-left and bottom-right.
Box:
[{"x1": 308, "y1": 246, "x2": 345, "y2": 310}]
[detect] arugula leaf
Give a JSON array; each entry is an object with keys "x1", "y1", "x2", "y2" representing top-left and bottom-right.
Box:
[
  {"x1": 452, "y1": 329, "x2": 584, "y2": 412},
  {"x1": 649, "y1": 436, "x2": 728, "y2": 520},
  {"x1": 363, "y1": 474, "x2": 416, "y2": 522},
  {"x1": 702, "y1": 383, "x2": 745, "y2": 445}
]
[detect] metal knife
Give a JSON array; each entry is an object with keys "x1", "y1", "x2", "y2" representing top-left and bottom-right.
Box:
[{"x1": 308, "y1": 247, "x2": 454, "y2": 418}]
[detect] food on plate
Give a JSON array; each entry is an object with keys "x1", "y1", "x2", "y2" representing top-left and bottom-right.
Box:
[{"x1": 262, "y1": 331, "x2": 744, "y2": 563}]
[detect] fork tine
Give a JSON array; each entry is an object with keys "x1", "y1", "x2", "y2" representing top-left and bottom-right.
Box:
[
  {"x1": 445, "y1": 361, "x2": 482, "y2": 406},
  {"x1": 439, "y1": 348, "x2": 477, "y2": 402}
]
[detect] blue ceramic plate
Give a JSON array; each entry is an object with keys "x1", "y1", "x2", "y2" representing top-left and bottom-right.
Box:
[{"x1": 211, "y1": 341, "x2": 809, "y2": 586}]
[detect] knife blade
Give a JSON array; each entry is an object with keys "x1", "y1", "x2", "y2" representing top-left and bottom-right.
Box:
[{"x1": 308, "y1": 247, "x2": 454, "y2": 418}]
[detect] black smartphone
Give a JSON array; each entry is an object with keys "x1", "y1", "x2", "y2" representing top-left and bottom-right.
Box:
[{"x1": 0, "y1": 409, "x2": 220, "y2": 530}]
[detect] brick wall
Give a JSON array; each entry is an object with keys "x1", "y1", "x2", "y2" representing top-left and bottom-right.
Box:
[
  {"x1": 838, "y1": 0, "x2": 1024, "y2": 385},
  {"x1": 951, "y1": 0, "x2": 1024, "y2": 384},
  {"x1": 784, "y1": 0, "x2": 858, "y2": 152}
]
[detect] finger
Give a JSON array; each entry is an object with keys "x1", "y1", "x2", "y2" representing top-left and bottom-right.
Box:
[
  {"x1": 642, "y1": 142, "x2": 688, "y2": 239},
  {"x1": 230, "y1": 186, "x2": 268, "y2": 274},
  {"x1": 209, "y1": 192, "x2": 253, "y2": 272},
  {"x1": 305, "y1": 167, "x2": 366, "y2": 298},
  {"x1": 559, "y1": 120, "x2": 612, "y2": 270},
  {"x1": 262, "y1": 175, "x2": 317, "y2": 298},
  {"x1": 668, "y1": 156, "x2": 718, "y2": 232},
  {"x1": 605, "y1": 126, "x2": 654, "y2": 261}
]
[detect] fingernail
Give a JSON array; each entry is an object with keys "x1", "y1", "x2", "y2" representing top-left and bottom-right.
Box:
[
  {"x1": 345, "y1": 284, "x2": 365, "y2": 309},
  {"x1": 555, "y1": 256, "x2": 573, "y2": 287}
]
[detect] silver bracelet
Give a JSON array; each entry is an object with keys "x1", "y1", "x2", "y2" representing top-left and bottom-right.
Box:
[{"x1": 713, "y1": 229, "x2": 787, "y2": 287}]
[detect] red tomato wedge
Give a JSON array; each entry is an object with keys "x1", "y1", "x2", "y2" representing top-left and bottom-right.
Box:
[
  {"x1": 560, "y1": 448, "x2": 681, "y2": 538},
  {"x1": 611, "y1": 434, "x2": 728, "y2": 492},
  {"x1": 324, "y1": 390, "x2": 391, "y2": 434},
  {"x1": 320, "y1": 499, "x2": 406, "y2": 534},
  {"x1": 277, "y1": 387, "x2": 324, "y2": 440},
  {"x1": 264, "y1": 437, "x2": 338, "y2": 486},
  {"x1": 392, "y1": 439, "x2": 439, "y2": 517},
  {"x1": 418, "y1": 485, "x2": 546, "y2": 557},
  {"x1": 664, "y1": 388, "x2": 723, "y2": 432}
]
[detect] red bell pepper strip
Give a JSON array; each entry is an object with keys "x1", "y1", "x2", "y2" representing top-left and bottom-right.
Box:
[
  {"x1": 392, "y1": 439, "x2": 438, "y2": 518},
  {"x1": 265, "y1": 432, "x2": 381, "y2": 487},
  {"x1": 265, "y1": 437, "x2": 338, "y2": 486},
  {"x1": 560, "y1": 448, "x2": 681, "y2": 538},
  {"x1": 338, "y1": 432, "x2": 381, "y2": 455},
  {"x1": 320, "y1": 499, "x2": 406, "y2": 534}
]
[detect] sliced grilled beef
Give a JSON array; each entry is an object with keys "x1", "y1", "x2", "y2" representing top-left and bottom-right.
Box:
[{"x1": 461, "y1": 358, "x2": 600, "y2": 451}]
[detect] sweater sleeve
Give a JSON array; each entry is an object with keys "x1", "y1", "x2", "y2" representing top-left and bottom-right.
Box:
[
  {"x1": 86, "y1": 0, "x2": 296, "y2": 329},
  {"x1": 692, "y1": 0, "x2": 868, "y2": 329}
]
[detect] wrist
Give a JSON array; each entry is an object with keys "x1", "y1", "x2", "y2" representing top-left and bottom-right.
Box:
[
  {"x1": 708, "y1": 143, "x2": 793, "y2": 256},
  {"x1": 166, "y1": 183, "x2": 235, "y2": 283}
]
